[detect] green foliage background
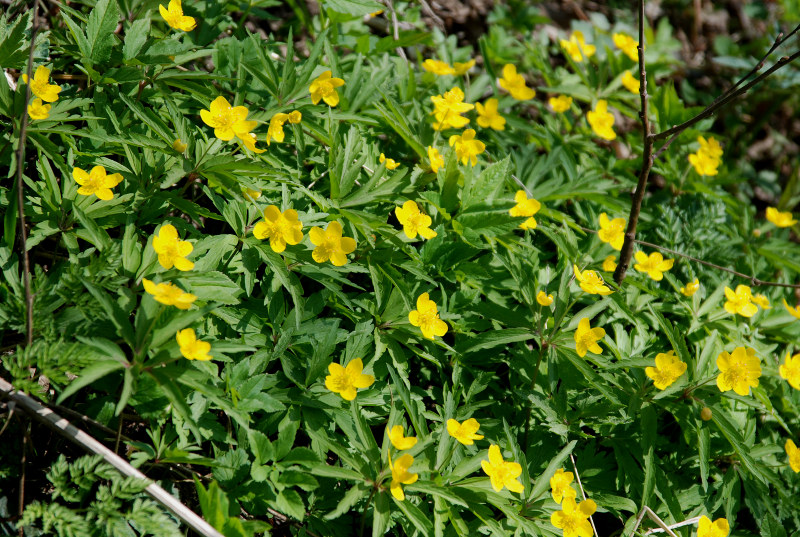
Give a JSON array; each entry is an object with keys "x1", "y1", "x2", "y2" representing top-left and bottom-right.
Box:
[{"x1": 1, "y1": 1, "x2": 800, "y2": 536}]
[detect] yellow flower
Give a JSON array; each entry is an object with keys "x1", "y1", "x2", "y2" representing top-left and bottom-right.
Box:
[
  {"x1": 27, "y1": 98, "x2": 51, "y2": 120},
  {"x1": 266, "y1": 112, "x2": 290, "y2": 145},
  {"x1": 621, "y1": 70, "x2": 639, "y2": 93},
  {"x1": 475, "y1": 98, "x2": 506, "y2": 131},
  {"x1": 325, "y1": 358, "x2": 374, "y2": 401},
  {"x1": 551, "y1": 497, "x2": 597, "y2": 537},
  {"x1": 200, "y1": 96, "x2": 257, "y2": 142},
  {"x1": 159, "y1": 0, "x2": 196, "y2": 31},
  {"x1": 724, "y1": 285, "x2": 757, "y2": 317},
  {"x1": 152, "y1": 223, "x2": 194, "y2": 271},
  {"x1": 409, "y1": 292, "x2": 448, "y2": 340},
  {"x1": 481, "y1": 445, "x2": 524, "y2": 493},
  {"x1": 549, "y1": 468, "x2": 577, "y2": 504},
  {"x1": 142, "y1": 278, "x2": 196, "y2": 310},
  {"x1": 559, "y1": 31, "x2": 596, "y2": 62},
  {"x1": 680, "y1": 278, "x2": 699, "y2": 297},
  {"x1": 430, "y1": 87, "x2": 473, "y2": 130},
  {"x1": 573, "y1": 264, "x2": 612, "y2": 295},
  {"x1": 447, "y1": 418, "x2": 483, "y2": 445},
  {"x1": 574, "y1": 317, "x2": 605, "y2": 358},
  {"x1": 497, "y1": 64, "x2": 535, "y2": 100},
  {"x1": 422, "y1": 59, "x2": 455, "y2": 76},
  {"x1": 172, "y1": 139, "x2": 188, "y2": 152},
  {"x1": 716, "y1": 346, "x2": 761, "y2": 396},
  {"x1": 239, "y1": 131, "x2": 265, "y2": 153},
  {"x1": 587, "y1": 100, "x2": 616, "y2": 141},
  {"x1": 449, "y1": 128, "x2": 485, "y2": 166},
  {"x1": 428, "y1": 146, "x2": 444, "y2": 173},
  {"x1": 785, "y1": 439, "x2": 800, "y2": 473},
  {"x1": 453, "y1": 59, "x2": 475, "y2": 75},
  {"x1": 395, "y1": 200, "x2": 437, "y2": 240},
  {"x1": 633, "y1": 251, "x2": 674, "y2": 281},
  {"x1": 780, "y1": 352, "x2": 800, "y2": 390},
  {"x1": 698, "y1": 136, "x2": 723, "y2": 159},
  {"x1": 688, "y1": 150, "x2": 720, "y2": 176},
  {"x1": 549, "y1": 95, "x2": 573, "y2": 113},
  {"x1": 253, "y1": 205, "x2": 304, "y2": 253},
  {"x1": 602, "y1": 255, "x2": 617, "y2": 272},
  {"x1": 389, "y1": 453, "x2": 418, "y2": 501},
  {"x1": 380, "y1": 153, "x2": 400, "y2": 170},
  {"x1": 784, "y1": 298, "x2": 800, "y2": 319},
  {"x1": 308, "y1": 221, "x2": 357, "y2": 266},
  {"x1": 509, "y1": 190, "x2": 541, "y2": 230},
  {"x1": 309, "y1": 70, "x2": 345, "y2": 107},
  {"x1": 537, "y1": 291, "x2": 554, "y2": 306},
  {"x1": 72, "y1": 165, "x2": 123, "y2": 201},
  {"x1": 176, "y1": 328, "x2": 212, "y2": 361},
  {"x1": 766, "y1": 207, "x2": 797, "y2": 228},
  {"x1": 21, "y1": 65, "x2": 62, "y2": 102},
  {"x1": 752, "y1": 294, "x2": 770, "y2": 309},
  {"x1": 613, "y1": 32, "x2": 639, "y2": 61},
  {"x1": 388, "y1": 425, "x2": 418, "y2": 450},
  {"x1": 598, "y1": 213, "x2": 626, "y2": 250},
  {"x1": 697, "y1": 516, "x2": 730, "y2": 537},
  {"x1": 287, "y1": 110, "x2": 302, "y2": 124},
  {"x1": 645, "y1": 350, "x2": 687, "y2": 390}
]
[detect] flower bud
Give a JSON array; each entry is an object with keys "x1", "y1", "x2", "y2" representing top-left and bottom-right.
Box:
[
  {"x1": 172, "y1": 139, "x2": 188, "y2": 152},
  {"x1": 700, "y1": 407, "x2": 712, "y2": 421}
]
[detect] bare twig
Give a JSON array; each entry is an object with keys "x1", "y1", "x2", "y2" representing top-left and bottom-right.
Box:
[
  {"x1": 383, "y1": 0, "x2": 407, "y2": 61},
  {"x1": 569, "y1": 454, "x2": 599, "y2": 537},
  {"x1": 18, "y1": 422, "x2": 29, "y2": 537},
  {"x1": 629, "y1": 505, "x2": 701, "y2": 537}
]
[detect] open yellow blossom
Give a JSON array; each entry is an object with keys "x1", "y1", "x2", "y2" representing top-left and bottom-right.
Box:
[
  {"x1": 453, "y1": 59, "x2": 475, "y2": 75},
  {"x1": 645, "y1": 350, "x2": 687, "y2": 390},
  {"x1": 476, "y1": 98, "x2": 506, "y2": 130},
  {"x1": 574, "y1": 317, "x2": 605, "y2": 358},
  {"x1": 598, "y1": 213, "x2": 626, "y2": 250},
  {"x1": 395, "y1": 200, "x2": 437, "y2": 240},
  {"x1": 449, "y1": 129, "x2": 485, "y2": 166},
  {"x1": 422, "y1": 59, "x2": 455, "y2": 76},
  {"x1": 389, "y1": 453, "x2": 418, "y2": 501},
  {"x1": 430, "y1": 87, "x2": 473, "y2": 130},
  {"x1": 73, "y1": 165, "x2": 123, "y2": 201},
  {"x1": 497, "y1": 64, "x2": 535, "y2": 100},
  {"x1": 481, "y1": 445, "x2": 524, "y2": 493},
  {"x1": 387, "y1": 425, "x2": 418, "y2": 450},
  {"x1": 287, "y1": 110, "x2": 302, "y2": 124},
  {"x1": 253, "y1": 206, "x2": 304, "y2": 253},
  {"x1": 680, "y1": 278, "x2": 699, "y2": 297},
  {"x1": 784, "y1": 299, "x2": 800, "y2": 319},
  {"x1": 549, "y1": 95, "x2": 573, "y2": 113},
  {"x1": 509, "y1": 190, "x2": 541, "y2": 230},
  {"x1": 786, "y1": 439, "x2": 800, "y2": 473},
  {"x1": 551, "y1": 497, "x2": 597, "y2": 537},
  {"x1": 428, "y1": 146, "x2": 444, "y2": 173},
  {"x1": 780, "y1": 352, "x2": 800, "y2": 390},
  {"x1": 688, "y1": 150, "x2": 720, "y2": 176},
  {"x1": 380, "y1": 153, "x2": 400, "y2": 170},
  {"x1": 28, "y1": 98, "x2": 51, "y2": 120},
  {"x1": 573, "y1": 265, "x2": 612, "y2": 295},
  {"x1": 172, "y1": 139, "x2": 188, "y2": 152},
  {"x1": 447, "y1": 418, "x2": 483, "y2": 445},
  {"x1": 266, "y1": 112, "x2": 290, "y2": 145},
  {"x1": 308, "y1": 221, "x2": 356, "y2": 266},
  {"x1": 200, "y1": 96, "x2": 257, "y2": 142},
  {"x1": 176, "y1": 329, "x2": 211, "y2": 361},
  {"x1": 152, "y1": 224, "x2": 194, "y2": 271},
  {"x1": 22, "y1": 65, "x2": 62, "y2": 102},
  {"x1": 766, "y1": 207, "x2": 797, "y2": 228},
  {"x1": 309, "y1": 70, "x2": 345, "y2": 107},
  {"x1": 613, "y1": 32, "x2": 639, "y2": 61},
  {"x1": 752, "y1": 294, "x2": 770, "y2": 309},
  {"x1": 549, "y1": 468, "x2": 577, "y2": 504},
  {"x1": 587, "y1": 100, "x2": 616, "y2": 140},
  {"x1": 159, "y1": 0, "x2": 196, "y2": 31},
  {"x1": 716, "y1": 346, "x2": 761, "y2": 396},
  {"x1": 143, "y1": 278, "x2": 196, "y2": 310},
  {"x1": 409, "y1": 292, "x2": 448, "y2": 340},
  {"x1": 325, "y1": 358, "x2": 374, "y2": 401},
  {"x1": 602, "y1": 255, "x2": 617, "y2": 272},
  {"x1": 560, "y1": 31, "x2": 596, "y2": 62},
  {"x1": 537, "y1": 291, "x2": 554, "y2": 306},
  {"x1": 697, "y1": 516, "x2": 730, "y2": 537},
  {"x1": 633, "y1": 251, "x2": 674, "y2": 281},
  {"x1": 724, "y1": 285, "x2": 757, "y2": 317},
  {"x1": 621, "y1": 71, "x2": 639, "y2": 93}
]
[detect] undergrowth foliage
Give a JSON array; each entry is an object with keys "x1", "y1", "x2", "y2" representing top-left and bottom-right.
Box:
[{"x1": 1, "y1": 1, "x2": 800, "y2": 536}]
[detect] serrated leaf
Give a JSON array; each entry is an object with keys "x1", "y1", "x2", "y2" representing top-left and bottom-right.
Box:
[{"x1": 86, "y1": 0, "x2": 119, "y2": 63}]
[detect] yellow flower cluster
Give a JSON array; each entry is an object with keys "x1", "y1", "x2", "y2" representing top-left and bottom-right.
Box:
[
  {"x1": 422, "y1": 58, "x2": 475, "y2": 76},
  {"x1": 23, "y1": 65, "x2": 62, "y2": 121},
  {"x1": 688, "y1": 136, "x2": 723, "y2": 176},
  {"x1": 549, "y1": 466, "x2": 598, "y2": 537}
]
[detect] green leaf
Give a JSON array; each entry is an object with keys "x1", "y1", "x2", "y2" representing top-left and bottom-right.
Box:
[
  {"x1": 123, "y1": 17, "x2": 151, "y2": 61},
  {"x1": 72, "y1": 205, "x2": 112, "y2": 251},
  {"x1": 462, "y1": 157, "x2": 510, "y2": 210},
  {"x1": 56, "y1": 359, "x2": 126, "y2": 404},
  {"x1": 83, "y1": 281, "x2": 135, "y2": 347},
  {"x1": 180, "y1": 271, "x2": 243, "y2": 305},
  {"x1": 371, "y1": 491, "x2": 390, "y2": 537},
  {"x1": 248, "y1": 240, "x2": 304, "y2": 328},
  {"x1": 394, "y1": 496, "x2": 434, "y2": 535},
  {"x1": 640, "y1": 404, "x2": 656, "y2": 508},
  {"x1": 322, "y1": 0, "x2": 383, "y2": 17},
  {"x1": 275, "y1": 489, "x2": 305, "y2": 521},
  {"x1": 0, "y1": 11, "x2": 32, "y2": 70},
  {"x1": 86, "y1": 0, "x2": 120, "y2": 63},
  {"x1": 527, "y1": 440, "x2": 577, "y2": 502}
]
